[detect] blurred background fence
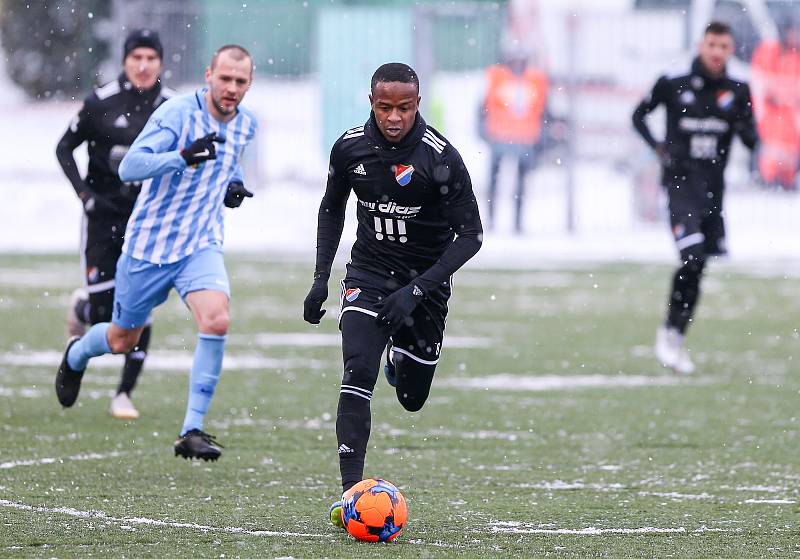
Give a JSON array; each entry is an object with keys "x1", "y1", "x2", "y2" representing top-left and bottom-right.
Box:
[{"x1": 0, "y1": 0, "x2": 797, "y2": 260}]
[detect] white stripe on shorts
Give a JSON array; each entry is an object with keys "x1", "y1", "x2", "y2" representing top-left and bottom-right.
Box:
[
  {"x1": 676, "y1": 232, "x2": 705, "y2": 251},
  {"x1": 339, "y1": 306, "x2": 378, "y2": 320},
  {"x1": 85, "y1": 279, "x2": 116, "y2": 294},
  {"x1": 391, "y1": 346, "x2": 440, "y2": 366}
]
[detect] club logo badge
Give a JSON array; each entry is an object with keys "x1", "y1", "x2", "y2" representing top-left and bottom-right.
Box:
[
  {"x1": 345, "y1": 288, "x2": 361, "y2": 302},
  {"x1": 87, "y1": 266, "x2": 100, "y2": 284},
  {"x1": 716, "y1": 90, "x2": 734, "y2": 110},
  {"x1": 394, "y1": 164, "x2": 415, "y2": 186}
]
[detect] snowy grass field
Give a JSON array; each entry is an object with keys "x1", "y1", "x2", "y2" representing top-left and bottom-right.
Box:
[{"x1": 1, "y1": 254, "x2": 798, "y2": 557}]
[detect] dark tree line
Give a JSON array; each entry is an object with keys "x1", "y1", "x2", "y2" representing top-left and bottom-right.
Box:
[{"x1": 1, "y1": 0, "x2": 110, "y2": 99}]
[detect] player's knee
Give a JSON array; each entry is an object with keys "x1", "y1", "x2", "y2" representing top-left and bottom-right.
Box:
[
  {"x1": 198, "y1": 310, "x2": 230, "y2": 336},
  {"x1": 679, "y1": 252, "x2": 706, "y2": 276},
  {"x1": 342, "y1": 354, "x2": 375, "y2": 389},
  {"x1": 108, "y1": 331, "x2": 138, "y2": 354},
  {"x1": 394, "y1": 358, "x2": 435, "y2": 412},
  {"x1": 397, "y1": 392, "x2": 427, "y2": 412}
]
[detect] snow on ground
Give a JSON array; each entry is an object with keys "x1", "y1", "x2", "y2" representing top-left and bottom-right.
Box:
[{"x1": 0, "y1": 76, "x2": 796, "y2": 269}]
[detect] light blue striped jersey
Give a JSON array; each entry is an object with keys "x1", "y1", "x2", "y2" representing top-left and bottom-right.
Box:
[{"x1": 119, "y1": 89, "x2": 258, "y2": 264}]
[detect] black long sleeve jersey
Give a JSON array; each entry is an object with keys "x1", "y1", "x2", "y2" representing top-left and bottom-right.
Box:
[
  {"x1": 56, "y1": 73, "x2": 175, "y2": 219},
  {"x1": 632, "y1": 57, "x2": 758, "y2": 179},
  {"x1": 314, "y1": 113, "x2": 483, "y2": 299}
]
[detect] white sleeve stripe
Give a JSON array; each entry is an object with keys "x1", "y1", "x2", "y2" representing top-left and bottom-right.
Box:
[
  {"x1": 341, "y1": 384, "x2": 372, "y2": 395},
  {"x1": 391, "y1": 346, "x2": 440, "y2": 366},
  {"x1": 675, "y1": 232, "x2": 705, "y2": 250},
  {"x1": 342, "y1": 132, "x2": 364, "y2": 140},
  {"x1": 340, "y1": 389, "x2": 372, "y2": 400},
  {"x1": 422, "y1": 137, "x2": 444, "y2": 153},
  {"x1": 424, "y1": 133, "x2": 446, "y2": 149},
  {"x1": 424, "y1": 130, "x2": 446, "y2": 149},
  {"x1": 95, "y1": 81, "x2": 121, "y2": 100}
]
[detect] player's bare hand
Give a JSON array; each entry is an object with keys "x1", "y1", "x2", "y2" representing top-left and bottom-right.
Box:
[
  {"x1": 375, "y1": 283, "x2": 424, "y2": 333},
  {"x1": 303, "y1": 279, "x2": 328, "y2": 324}
]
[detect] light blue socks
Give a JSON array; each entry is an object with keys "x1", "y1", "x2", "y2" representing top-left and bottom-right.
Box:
[
  {"x1": 180, "y1": 333, "x2": 226, "y2": 436},
  {"x1": 67, "y1": 322, "x2": 111, "y2": 371}
]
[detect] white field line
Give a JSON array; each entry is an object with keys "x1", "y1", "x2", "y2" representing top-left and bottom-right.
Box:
[
  {"x1": 514, "y1": 483, "x2": 791, "y2": 503},
  {"x1": 727, "y1": 485, "x2": 788, "y2": 493},
  {"x1": 489, "y1": 522, "x2": 736, "y2": 535},
  {"x1": 514, "y1": 481, "x2": 625, "y2": 491},
  {"x1": 743, "y1": 499, "x2": 796, "y2": 504},
  {"x1": 0, "y1": 350, "x2": 327, "y2": 371},
  {"x1": 637, "y1": 491, "x2": 713, "y2": 501},
  {"x1": 0, "y1": 499, "x2": 326, "y2": 538},
  {"x1": 231, "y1": 332, "x2": 491, "y2": 349},
  {"x1": 440, "y1": 373, "x2": 712, "y2": 392},
  {"x1": 0, "y1": 451, "x2": 126, "y2": 470}
]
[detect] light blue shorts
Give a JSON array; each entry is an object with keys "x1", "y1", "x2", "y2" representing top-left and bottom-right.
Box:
[{"x1": 112, "y1": 244, "x2": 230, "y2": 329}]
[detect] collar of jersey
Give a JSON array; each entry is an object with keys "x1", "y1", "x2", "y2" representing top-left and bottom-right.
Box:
[
  {"x1": 117, "y1": 72, "x2": 162, "y2": 101},
  {"x1": 691, "y1": 57, "x2": 726, "y2": 87},
  {"x1": 364, "y1": 111, "x2": 427, "y2": 163}
]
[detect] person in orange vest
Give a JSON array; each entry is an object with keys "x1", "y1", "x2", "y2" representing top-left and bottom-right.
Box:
[
  {"x1": 751, "y1": 20, "x2": 800, "y2": 190},
  {"x1": 479, "y1": 51, "x2": 549, "y2": 233}
]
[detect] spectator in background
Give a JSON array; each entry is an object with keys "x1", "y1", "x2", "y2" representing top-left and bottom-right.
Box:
[
  {"x1": 479, "y1": 49, "x2": 548, "y2": 234},
  {"x1": 751, "y1": 20, "x2": 800, "y2": 191}
]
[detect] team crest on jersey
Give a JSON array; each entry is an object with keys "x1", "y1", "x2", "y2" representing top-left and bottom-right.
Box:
[
  {"x1": 716, "y1": 90, "x2": 734, "y2": 110},
  {"x1": 394, "y1": 164, "x2": 415, "y2": 186},
  {"x1": 345, "y1": 288, "x2": 361, "y2": 302},
  {"x1": 87, "y1": 266, "x2": 100, "y2": 284},
  {"x1": 672, "y1": 223, "x2": 686, "y2": 239}
]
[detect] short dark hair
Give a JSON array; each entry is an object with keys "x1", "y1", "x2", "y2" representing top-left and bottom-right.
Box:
[
  {"x1": 211, "y1": 44, "x2": 253, "y2": 70},
  {"x1": 705, "y1": 21, "x2": 733, "y2": 37},
  {"x1": 371, "y1": 63, "x2": 419, "y2": 93}
]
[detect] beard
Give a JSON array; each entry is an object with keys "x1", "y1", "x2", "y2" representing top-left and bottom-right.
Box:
[{"x1": 212, "y1": 92, "x2": 237, "y2": 114}]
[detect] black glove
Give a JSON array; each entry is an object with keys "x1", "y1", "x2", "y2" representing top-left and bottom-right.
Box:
[
  {"x1": 224, "y1": 181, "x2": 253, "y2": 208},
  {"x1": 181, "y1": 133, "x2": 225, "y2": 166},
  {"x1": 375, "y1": 283, "x2": 424, "y2": 333},
  {"x1": 303, "y1": 277, "x2": 329, "y2": 324}
]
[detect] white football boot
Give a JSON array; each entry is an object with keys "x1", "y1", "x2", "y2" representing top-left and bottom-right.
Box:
[
  {"x1": 66, "y1": 287, "x2": 89, "y2": 338},
  {"x1": 655, "y1": 326, "x2": 695, "y2": 375},
  {"x1": 110, "y1": 392, "x2": 140, "y2": 420}
]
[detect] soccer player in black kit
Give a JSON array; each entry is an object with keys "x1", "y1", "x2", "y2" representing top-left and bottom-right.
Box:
[
  {"x1": 56, "y1": 30, "x2": 174, "y2": 419},
  {"x1": 632, "y1": 22, "x2": 758, "y2": 374},
  {"x1": 302, "y1": 63, "x2": 483, "y2": 527}
]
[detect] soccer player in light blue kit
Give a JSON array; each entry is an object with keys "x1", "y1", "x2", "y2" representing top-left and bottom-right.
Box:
[{"x1": 55, "y1": 45, "x2": 258, "y2": 461}]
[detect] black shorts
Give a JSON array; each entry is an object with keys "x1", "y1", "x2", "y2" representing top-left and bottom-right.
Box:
[
  {"x1": 81, "y1": 216, "x2": 127, "y2": 295},
  {"x1": 665, "y1": 170, "x2": 727, "y2": 256},
  {"x1": 338, "y1": 277, "x2": 448, "y2": 366}
]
